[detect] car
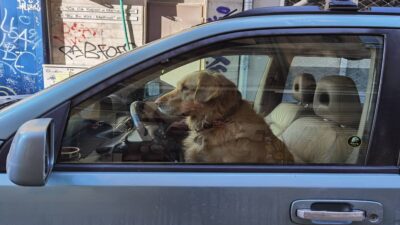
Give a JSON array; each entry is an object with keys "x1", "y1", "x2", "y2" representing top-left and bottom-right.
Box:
[
  {"x1": 0, "y1": 95, "x2": 29, "y2": 110},
  {"x1": 1, "y1": 1, "x2": 400, "y2": 224}
]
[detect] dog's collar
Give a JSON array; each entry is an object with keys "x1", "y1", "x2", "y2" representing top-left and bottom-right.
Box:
[{"x1": 195, "y1": 99, "x2": 243, "y2": 132}]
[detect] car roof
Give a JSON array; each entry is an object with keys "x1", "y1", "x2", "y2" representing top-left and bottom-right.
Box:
[
  {"x1": 225, "y1": 6, "x2": 400, "y2": 19},
  {"x1": 1, "y1": 11, "x2": 400, "y2": 140}
]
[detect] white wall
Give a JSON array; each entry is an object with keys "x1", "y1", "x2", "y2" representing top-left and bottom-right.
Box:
[{"x1": 253, "y1": 0, "x2": 284, "y2": 7}]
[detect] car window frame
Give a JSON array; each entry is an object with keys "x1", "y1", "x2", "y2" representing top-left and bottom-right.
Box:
[
  {"x1": 60, "y1": 28, "x2": 397, "y2": 172},
  {"x1": 2, "y1": 27, "x2": 399, "y2": 173}
]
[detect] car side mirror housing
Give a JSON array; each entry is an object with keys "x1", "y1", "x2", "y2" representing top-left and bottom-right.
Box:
[{"x1": 6, "y1": 118, "x2": 55, "y2": 186}]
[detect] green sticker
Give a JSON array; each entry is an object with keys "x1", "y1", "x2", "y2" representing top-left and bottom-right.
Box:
[{"x1": 348, "y1": 136, "x2": 361, "y2": 147}]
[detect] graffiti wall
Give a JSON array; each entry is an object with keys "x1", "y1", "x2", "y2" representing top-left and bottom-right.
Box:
[
  {"x1": 50, "y1": 0, "x2": 144, "y2": 66},
  {"x1": 0, "y1": 0, "x2": 45, "y2": 95},
  {"x1": 0, "y1": 0, "x2": 281, "y2": 94},
  {"x1": 41, "y1": 0, "x2": 144, "y2": 87}
]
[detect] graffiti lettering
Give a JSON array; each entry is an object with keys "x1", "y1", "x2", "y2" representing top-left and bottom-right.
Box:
[
  {"x1": 206, "y1": 56, "x2": 231, "y2": 73},
  {"x1": 0, "y1": 86, "x2": 17, "y2": 96},
  {"x1": 0, "y1": 61, "x2": 16, "y2": 75},
  {"x1": 207, "y1": 6, "x2": 238, "y2": 22},
  {"x1": 53, "y1": 22, "x2": 100, "y2": 45},
  {"x1": 0, "y1": 3, "x2": 44, "y2": 96},
  {"x1": 17, "y1": 0, "x2": 41, "y2": 13},
  {"x1": 0, "y1": 8, "x2": 41, "y2": 76},
  {"x1": 59, "y1": 42, "x2": 136, "y2": 60},
  {"x1": 18, "y1": 15, "x2": 31, "y2": 25}
]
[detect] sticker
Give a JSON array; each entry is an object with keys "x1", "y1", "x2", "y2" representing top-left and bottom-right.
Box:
[{"x1": 348, "y1": 136, "x2": 361, "y2": 147}]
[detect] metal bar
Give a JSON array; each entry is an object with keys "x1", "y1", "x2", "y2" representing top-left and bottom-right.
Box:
[
  {"x1": 297, "y1": 209, "x2": 365, "y2": 222},
  {"x1": 119, "y1": 0, "x2": 131, "y2": 51}
]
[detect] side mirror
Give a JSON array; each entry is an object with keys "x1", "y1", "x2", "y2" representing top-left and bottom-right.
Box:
[{"x1": 6, "y1": 118, "x2": 55, "y2": 186}]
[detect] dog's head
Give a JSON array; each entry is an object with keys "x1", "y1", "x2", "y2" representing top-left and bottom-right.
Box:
[{"x1": 155, "y1": 70, "x2": 242, "y2": 118}]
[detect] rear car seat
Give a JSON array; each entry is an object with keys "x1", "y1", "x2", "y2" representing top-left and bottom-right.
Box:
[
  {"x1": 265, "y1": 73, "x2": 316, "y2": 137},
  {"x1": 282, "y1": 75, "x2": 362, "y2": 163}
]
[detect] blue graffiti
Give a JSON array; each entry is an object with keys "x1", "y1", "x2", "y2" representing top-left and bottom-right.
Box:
[
  {"x1": 207, "y1": 6, "x2": 238, "y2": 22},
  {"x1": 217, "y1": 6, "x2": 231, "y2": 14},
  {"x1": 205, "y1": 6, "x2": 236, "y2": 74},
  {"x1": 206, "y1": 56, "x2": 231, "y2": 73},
  {"x1": 0, "y1": 1, "x2": 44, "y2": 96}
]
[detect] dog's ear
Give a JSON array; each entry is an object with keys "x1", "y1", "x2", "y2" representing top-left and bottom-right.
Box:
[{"x1": 194, "y1": 73, "x2": 221, "y2": 103}]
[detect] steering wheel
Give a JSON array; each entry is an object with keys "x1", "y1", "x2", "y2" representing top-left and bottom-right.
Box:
[
  {"x1": 130, "y1": 101, "x2": 173, "y2": 142},
  {"x1": 128, "y1": 101, "x2": 188, "y2": 162}
]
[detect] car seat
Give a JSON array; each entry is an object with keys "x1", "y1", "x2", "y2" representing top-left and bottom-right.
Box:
[
  {"x1": 265, "y1": 73, "x2": 316, "y2": 138},
  {"x1": 282, "y1": 75, "x2": 362, "y2": 163}
]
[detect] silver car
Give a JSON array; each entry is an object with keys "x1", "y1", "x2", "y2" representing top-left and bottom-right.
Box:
[{"x1": 1, "y1": 2, "x2": 399, "y2": 225}]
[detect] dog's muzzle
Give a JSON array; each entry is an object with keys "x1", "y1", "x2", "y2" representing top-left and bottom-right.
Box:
[{"x1": 155, "y1": 101, "x2": 174, "y2": 115}]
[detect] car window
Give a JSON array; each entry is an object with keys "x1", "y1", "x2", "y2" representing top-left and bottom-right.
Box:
[
  {"x1": 282, "y1": 57, "x2": 371, "y2": 104},
  {"x1": 60, "y1": 35, "x2": 383, "y2": 165}
]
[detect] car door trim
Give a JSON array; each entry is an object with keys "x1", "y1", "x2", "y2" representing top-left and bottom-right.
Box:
[{"x1": 53, "y1": 164, "x2": 400, "y2": 174}]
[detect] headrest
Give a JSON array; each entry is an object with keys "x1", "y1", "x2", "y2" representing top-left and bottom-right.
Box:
[
  {"x1": 313, "y1": 75, "x2": 362, "y2": 127},
  {"x1": 292, "y1": 73, "x2": 316, "y2": 104}
]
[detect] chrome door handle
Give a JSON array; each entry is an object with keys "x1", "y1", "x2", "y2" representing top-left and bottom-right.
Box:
[
  {"x1": 290, "y1": 200, "x2": 383, "y2": 225},
  {"x1": 297, "y1": 209, "x2": 365, "y2": 222}
]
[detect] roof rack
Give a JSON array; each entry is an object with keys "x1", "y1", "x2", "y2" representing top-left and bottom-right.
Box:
[
  {"x1": 327, "y1": 0, "x2": 358, "y2": 11},
  {"x1": 224, "y1": 6, "x2": 400, "y2": 20},
  {"x1": 369, "y1": 7, "x2": 400, "y2": 13},
  {"x1": 226, "y1": 6, "x2": 321, "y2": 19}
]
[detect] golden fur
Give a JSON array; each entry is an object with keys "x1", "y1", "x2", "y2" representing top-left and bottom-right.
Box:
[{"x1": 156, "y1": 70, "x2": 294, "y2": 163}]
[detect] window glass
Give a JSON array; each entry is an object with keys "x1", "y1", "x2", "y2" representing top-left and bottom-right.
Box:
[
  {"x1": 282, "y1": 57, "x2": 371, "y2": 103},
  {"x1": 61, "y1": 35, "x2": 383, "y2": 165}
]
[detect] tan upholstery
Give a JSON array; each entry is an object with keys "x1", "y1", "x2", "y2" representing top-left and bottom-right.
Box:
[
  {"x1": 265, "y1": 73, "x2": 316, "y2": 137},
  {"x1": 265, "y1": 103, "x2": 304, "y2": 138},
  {"x1": 282, "y1": 75, "x2": 362, "y2": 163},
  {"x1": 313, "y1": 76, "x2": 362, "y2": 127},
  {"x1": 293, "y1": 73, "x2": 316, "y2": 104},
  {"x1": 282, "y1": 117, "x2": 359, "y2": 163}
]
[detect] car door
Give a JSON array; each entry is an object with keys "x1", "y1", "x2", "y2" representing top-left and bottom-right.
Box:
[{"x1": 0, "y1": 23, "x2": 400, "y2": 225}]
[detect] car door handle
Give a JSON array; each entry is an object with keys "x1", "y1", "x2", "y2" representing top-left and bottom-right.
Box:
[
  {"x1": 290, "y1": 200, "x2": 383, "y2": 225},
  {"x1": 296, "y1": 209, "x2": 365, "y2": 222}
]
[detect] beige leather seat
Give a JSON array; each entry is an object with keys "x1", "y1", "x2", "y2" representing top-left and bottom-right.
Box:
[
  {"x1": 265, "y1": 73, "x2": 316, "y2": 137},
  {"x1": 282, "y1": 75, "x2": 362, "y2": 163}
]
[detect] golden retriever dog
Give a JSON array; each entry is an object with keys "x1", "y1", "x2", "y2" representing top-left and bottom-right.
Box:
[{"x1": 155, "y1": 70, "x2": 294, "y2": 163}]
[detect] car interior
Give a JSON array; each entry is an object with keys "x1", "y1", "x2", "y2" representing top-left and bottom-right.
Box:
[{"x1": 60, "y1": 35, "x2": 382, "y2": 165}]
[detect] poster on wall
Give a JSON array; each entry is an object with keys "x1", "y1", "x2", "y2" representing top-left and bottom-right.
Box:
[
  {"x1": 42, "y1": 64, "x2": 87, "y2": 88},
  {"x1": 0, "y1": 0, "x2": 46, "y2": 96}
]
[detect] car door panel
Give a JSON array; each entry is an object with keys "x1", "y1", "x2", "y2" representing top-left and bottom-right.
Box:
[{"x1": 0, "y1": 173, "x2": 399, "y2": 225}]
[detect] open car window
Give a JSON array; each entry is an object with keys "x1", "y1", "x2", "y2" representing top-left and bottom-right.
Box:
[{"x1": 60, "y1": 35, "x2": 383, "y2": 165}]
